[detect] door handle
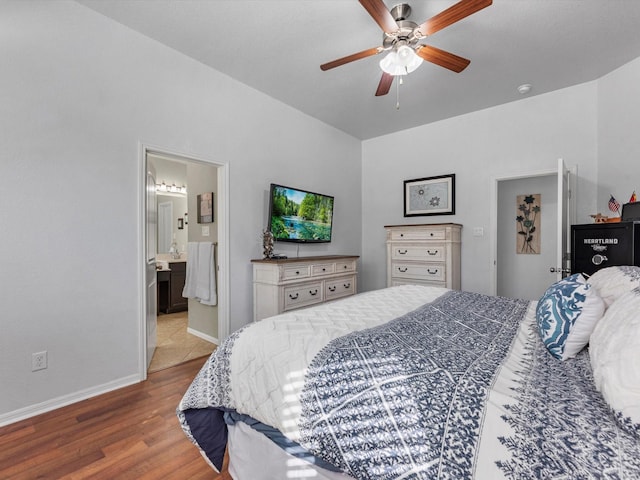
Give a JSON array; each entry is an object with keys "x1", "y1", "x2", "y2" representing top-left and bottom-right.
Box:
[{"x1": 549, "y1": 267, "x2": 572, "y2": 274}]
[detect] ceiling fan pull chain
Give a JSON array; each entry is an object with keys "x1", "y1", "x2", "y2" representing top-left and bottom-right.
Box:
[{"x1": 396, "y1": 75, "x2": 403, "y2": 110}]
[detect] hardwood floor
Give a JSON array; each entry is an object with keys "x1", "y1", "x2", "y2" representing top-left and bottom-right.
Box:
[{"x1": 0, "y1": 358, "x2": 231, "y2": 479}]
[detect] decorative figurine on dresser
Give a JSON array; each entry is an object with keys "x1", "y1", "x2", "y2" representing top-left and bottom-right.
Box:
[{"x1": 385, "y1": 223, "x2": 462, "y2": 289}]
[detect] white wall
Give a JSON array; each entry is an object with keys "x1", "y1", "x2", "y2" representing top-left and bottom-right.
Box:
[
  {"x1": 361, "y1": 83, "x2": 599, "y2": 294},
  {"x1": 187, "y1": 161, "x2": 219, "y2": 340},
  {"x1": 0, "y1": 1, "x2": 361, "y2": 422},
  {"x1": 597, "y1": 56, "x2": 640, "y2": 212}
]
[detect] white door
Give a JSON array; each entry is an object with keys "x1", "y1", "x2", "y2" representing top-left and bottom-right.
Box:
[
  {"x1": 552, "y1": 158, "x2": 572, "y2": 281},
  {"x1": 157, "y1": 202, "x2": 173, "y2": 254},
  {"x1": 146, "y1": 164, "x2": 158, "y2": 368}
]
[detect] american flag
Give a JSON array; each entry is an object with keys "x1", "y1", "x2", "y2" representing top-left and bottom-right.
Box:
[{"x1": 609, "y1": 194, "x2": 621, "y2": 213}]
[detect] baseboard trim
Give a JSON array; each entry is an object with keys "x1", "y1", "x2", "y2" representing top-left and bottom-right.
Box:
[
  {"x1": 187, "y1": 327, "x2": 219, "y2": 345},
  {"x1": 0, "y1": 374, "x2": 140, "y2": 427}
]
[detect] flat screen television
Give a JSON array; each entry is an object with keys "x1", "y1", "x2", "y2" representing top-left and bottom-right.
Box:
[{"x1": 268, "y1": 183, "x2": 334, "y2": 243}]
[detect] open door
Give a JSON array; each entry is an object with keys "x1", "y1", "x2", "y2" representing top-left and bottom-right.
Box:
[
  {"x1": 552, "y1": 158, "x2": 572, "y2": 280},
  {"x1": 145, "y1": 162, "x2": 158, "y2": 369}
]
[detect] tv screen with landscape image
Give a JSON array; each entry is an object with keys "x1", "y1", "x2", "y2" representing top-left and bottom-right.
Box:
[{"x1": 268, "y1": 183, "x2": 334, "y2": 243}]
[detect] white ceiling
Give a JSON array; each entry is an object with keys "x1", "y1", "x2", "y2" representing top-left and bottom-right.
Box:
[{"x1": 76, "y1": 0, "x2": 640, "y2": 140}]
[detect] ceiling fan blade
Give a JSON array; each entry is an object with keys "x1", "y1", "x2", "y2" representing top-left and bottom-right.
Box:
[
  {"x1": 321, "y1": 47, "x2": 382, "y2": 71},
  {"x1": 375, "y1": 72, "x2": 394, "y2": 96},
  {"x1": 418, "y1": 0, "x2": 492, "y2": 37},
  {"x1": 416, "y1": 45, "x2": 470, "y2": 73},
  {"x1": 359, "y1": 0, "x2": 398, "y2": 33}
]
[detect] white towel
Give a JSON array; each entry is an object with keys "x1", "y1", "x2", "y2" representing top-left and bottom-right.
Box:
[
  {"x1": 196, "y1": 242, "x2": 217, "y2": 305},
  {"x1": 182, "y1": 242, "x2": 199, "y2": 298}
]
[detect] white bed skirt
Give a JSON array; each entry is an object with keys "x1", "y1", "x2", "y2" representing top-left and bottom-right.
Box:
[{"x1": 228, "y1": 421, "x2": 354, "y2": 480}]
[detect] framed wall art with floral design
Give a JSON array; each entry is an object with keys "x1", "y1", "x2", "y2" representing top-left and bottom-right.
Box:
[
  {"x1": 403, "y1": 174, "x2": 455, "y2": 217},
  {"x1": 516, "y1": 193, "x2": 541, "y2": 254}
]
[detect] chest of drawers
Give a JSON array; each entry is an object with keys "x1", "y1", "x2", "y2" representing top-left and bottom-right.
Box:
[
  {"x1": 385, "y1": 223, "x2": 461, "y2": 289},
  {"x1": 252, "y1": 255, "x2": 359, "y2": 321}
]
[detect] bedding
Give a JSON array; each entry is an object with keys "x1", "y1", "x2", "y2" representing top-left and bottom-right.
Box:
[
  {"x1": 590, "y1": 286, "x2": 640, "y2": 438},
  {"x1": 178, "y1": 284, "x2": 640, "y2": 479}
]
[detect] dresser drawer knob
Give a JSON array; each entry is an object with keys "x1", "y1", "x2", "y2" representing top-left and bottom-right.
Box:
[
  {"x1": 309, "y1": 289, "x2": 318, "y2": 296},
  {"x1": 322, "y1": 267, "x2": 326, "y2": 271},
  {"x1": 344, "y1": 265, "x2": 348, "y2": 269},
  {"x1": 398, "y1": 267, "x2": 408, "y2": 273},
  {"x1": 427, "y1": 268, "x2": 438, "y2": 275},
  {"x1": 400, "y1": 233, "x2": 404, "y2": 237},
  {"x1": 328, "y1": 286, "x2": 336, "y2": 292},
  {"x1": 295, "y1": 271, "x2": 300, "y2": 275},
  {"x1": 289, "y1": 293, "x2": 299, "y2": 300},
  {"x1": 430, "y1": 232, "x2": 434, "y2": 237},
  {"x1": 343, "y1": 283, "x2": 351, "y2": 289},
  {"x1": 427, "y1": 250, "x2": 438, "y2": 255},
  {"x1": 398, "y1": 249, "x2": 408, "y2": 255}
]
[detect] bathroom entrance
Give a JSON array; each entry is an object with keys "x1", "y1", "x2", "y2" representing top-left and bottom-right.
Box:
[{"x1": 142, "y1": 148, "x2": 228, "y2": 376}]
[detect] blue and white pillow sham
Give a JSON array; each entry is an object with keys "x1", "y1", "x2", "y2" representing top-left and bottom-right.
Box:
[{"x1": 536, "y1": 273, "x2": 605, "y2": 360}]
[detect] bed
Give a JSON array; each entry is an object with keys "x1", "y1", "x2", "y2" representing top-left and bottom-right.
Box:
[{"x1": 177, "y1": 267, "x2": 640, "y2": 479}]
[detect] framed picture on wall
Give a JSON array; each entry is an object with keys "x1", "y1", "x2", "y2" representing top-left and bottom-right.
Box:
[
  {"x1": 404, "y1": 174, "x2": 455, "y2": 217},
  {"x1": 197, "y1": 192, "x2": 214, "y2": 223}
]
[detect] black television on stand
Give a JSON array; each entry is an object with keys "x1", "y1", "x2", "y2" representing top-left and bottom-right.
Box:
[{"x1": 268, "y1": 183, "x2": 334, "y2": 244}]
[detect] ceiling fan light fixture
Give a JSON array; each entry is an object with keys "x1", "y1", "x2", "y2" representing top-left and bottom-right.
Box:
[{"x1": 379, "y1": 45, "x2": 422, "y2": 76}]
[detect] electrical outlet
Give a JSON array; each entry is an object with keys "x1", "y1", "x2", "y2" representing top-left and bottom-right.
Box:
[{"x1": 32, "y1": 351, "x2": 47, "y2": 371}]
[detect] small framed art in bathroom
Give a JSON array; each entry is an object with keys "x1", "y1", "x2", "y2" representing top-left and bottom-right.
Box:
[{"x1": 197, "y1": 192, "x2": 214, "y2": 223}]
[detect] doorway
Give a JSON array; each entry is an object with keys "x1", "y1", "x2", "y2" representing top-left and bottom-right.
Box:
[
  {"x1": 140, "y1": 146, "x2": 229, "y2": 379},
  {"x1": 496, "y1": 174, "x2": 557, "y2": 300},
  {"x1": 491, "y1": 159, "x2": 576, "y2": 300}
]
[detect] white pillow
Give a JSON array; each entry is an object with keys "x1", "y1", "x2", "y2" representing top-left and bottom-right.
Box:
[
  {"x1": 589, "y1": 287, "x2": 640, "y2": 437},
  {"x1": 587, "y1": 265, "x2": 640, "y2": 308},
  {"x1": 535, "y1": 273, "x2": 605, "y2": 360}
]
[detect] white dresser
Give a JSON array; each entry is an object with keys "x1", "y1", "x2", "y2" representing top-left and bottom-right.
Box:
[
  {"x1": 252, "y1": 255, "x2": 359, "y2": 321},
  {"x1": 385, "y1": 223, "x2": 462, "y2": 289}
]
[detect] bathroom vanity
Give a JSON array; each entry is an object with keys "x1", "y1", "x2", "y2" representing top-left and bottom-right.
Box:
[{"x1": 157, "y1": 260, "x2": 187, "y2": 314}]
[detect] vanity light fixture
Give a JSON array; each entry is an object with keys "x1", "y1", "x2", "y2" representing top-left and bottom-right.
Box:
[{"x1": 156, "y1": 181, "x2": 187, "y2": 195}]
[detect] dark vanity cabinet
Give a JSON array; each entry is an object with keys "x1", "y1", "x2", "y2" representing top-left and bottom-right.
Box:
[{"x1": 157, "y1": 262, "x2": 188, "y2": 313}]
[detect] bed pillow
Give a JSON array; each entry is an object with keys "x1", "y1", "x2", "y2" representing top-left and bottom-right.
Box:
[
  {"x1": 589, "y1": 287, "x2": 640, "y2": 437},
  {"x1": 587, "y1": 265, "x2": 640, "y2": 307},
  {"x1": 535, "y1": 273, "x2": 605, "y2": 360}
]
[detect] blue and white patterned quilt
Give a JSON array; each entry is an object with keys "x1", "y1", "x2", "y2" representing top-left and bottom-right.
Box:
[{"x1": 178, "y1": 285, "x2": 640, "y2": 479}]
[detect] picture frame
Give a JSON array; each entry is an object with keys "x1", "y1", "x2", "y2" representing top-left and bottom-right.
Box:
[
  {"x1": 197, "y1": 192, "x2": 214, "y2": 223},
  {"x1": 404, "y1": 174, "x2": 455, "y2": 217}
]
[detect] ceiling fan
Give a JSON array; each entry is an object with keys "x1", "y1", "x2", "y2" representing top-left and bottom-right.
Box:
[{"x1": 320, "y1": 0, "x2": 492, "y2": 96}]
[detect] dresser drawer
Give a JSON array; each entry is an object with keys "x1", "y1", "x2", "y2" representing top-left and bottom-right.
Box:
[
  {"x1": 335, "y1": 260, "x2": 356, "y2": 273},
  {"x1": 391, "y1": 244, "x2": 445, "y2": 261},
  {"x1": 390, "y1": 229, "x2": 446, "y2": 241},
  {"x1": 283, "y1": 282, "x2": 323, "y2": 310},
  {"x1": 391, "y1": 278, "x2": 446, "y2": 288},
  {"x1": 282, "y1": 265, "x2": 310, "y2": 280},
  {"x1": 325, "y1": 275, "x2": 356, "y2": 300},
  {"x1": 391, "y1": 263, "x2": 445, "y2": 282},
  {"x1": 312, "y1": 263, "x2": 335, "y2": 276}
]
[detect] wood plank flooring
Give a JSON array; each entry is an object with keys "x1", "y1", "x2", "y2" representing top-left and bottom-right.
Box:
[{"x1": 0, "y1": 358, "x2": 231, "y2": 479}]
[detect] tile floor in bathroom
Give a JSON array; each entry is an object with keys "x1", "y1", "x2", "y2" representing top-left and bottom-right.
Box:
[{"x1": 148, "y1": 311, "x2": 216, "y2": 373}]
